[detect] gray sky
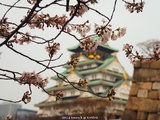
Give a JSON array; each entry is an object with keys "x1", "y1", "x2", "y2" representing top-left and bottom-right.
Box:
[{"x1": 0, "y1": 0, "x2": 160, "y2": 110}]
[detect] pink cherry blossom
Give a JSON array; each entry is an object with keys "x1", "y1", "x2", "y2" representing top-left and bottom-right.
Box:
[
  {"x1": 27, "y1": 0, "x2": 37, "y2": 5},
  {"x1": 46, "y1": 43, "x2": 60, "y2": 58},
  {"x1": 70, "y1": 4, "x2": 88, "y2": 17},
  {"x1": 119, "y1": 27, "x2": 126, "y2": 37},
  {"x1": 125, "y1": 1, "x2": 145, "y2": 13},
  {"x1": 80, "y1": 37, "x2": 98, "y2": 52},
  {"x1": 70, "y1": 21, "x2": 91, "y2": 37},
  {"x1": 111, "y1": 33, "x2": 118, "y2": 40},
  {"x1": 19, "y1": 72, "x2": 48, "y2": 88},
  {"x1": 22, "y1": 91, "x2": 31, "y2": 104},
  {"x1": 55, "y1": 91, "x2": 63, "y2": 101}
]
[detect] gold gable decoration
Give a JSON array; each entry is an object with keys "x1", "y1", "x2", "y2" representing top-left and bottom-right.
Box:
[
  {"x1": 70, "y1": 71, "x2": 75, "y2": 76},
  {"x1": 50, "y1": 90, "x2": 54, "y2": 94},
  {"x1": 88, "y1": 54, "x2": 94, "y2": 59},
  {"x1": 123, "y1": 72, "x2": 129, "y2": 86},
  {"x1": 114, "y1": 52, "x2": 118, "y2": 62},
  {"x1": 123, "y1": 81, "x2": 129, "y2": 86},
  {"x1": 58, "y1": 84, "x2": 64, "y2": 87},
  {"x1": 103, "y1": 68, "x2": 108, "y2": 70},
  {"x1": 123, "y1": 73, "x2": 127, "y2": 80},
  {"x1": 88, "y1": 53, "x2": 101, "y2": 59},
  {"x1": 114, "y1": 52, "x2": 117, "y2": 58}
]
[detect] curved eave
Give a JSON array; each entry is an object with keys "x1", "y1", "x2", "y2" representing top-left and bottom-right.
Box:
[
  {"x1": 45, "y1": 79, "x2": 117, "y2": 92},
  {"x1": 79, "y1": 68, "x2": 123, "y2": 77},
  {"x1": 64, "y1": 59, "x2": 103, "y2": 68},
  {"x1": 35, "y1": 87, "x2": 126, "y2": 107},
  {"x1": 67, "y1": 45, "x2": 82, "y2": 52},
  {"x1": 98, "y1": 56, "x2": 116, "y2": 69}
]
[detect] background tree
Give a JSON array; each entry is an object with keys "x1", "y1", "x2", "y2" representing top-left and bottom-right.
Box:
[{"x1": 137, "y1": 39, "x2": 160, "y2": 58}]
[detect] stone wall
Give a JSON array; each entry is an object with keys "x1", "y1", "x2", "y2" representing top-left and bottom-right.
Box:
[
  {"x1": 39, "y1": 98, "x2": 126, "y2": 120},
  {"x1": 122, "y1": 60, "x2": 160, "y2": 120}
]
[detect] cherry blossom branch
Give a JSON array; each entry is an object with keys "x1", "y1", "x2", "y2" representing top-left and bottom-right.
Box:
[
  {"x1": 17, "y1": 31, "x2": 48, "y2": 44},
  {"x1": 0, "y1": 68, "x2": 21, "y2": 75},
  {"x1": 0, "y1": 98, "x2": 22, "y2": 103},
  {"x1": 1, "y1": 0, "x2": 21, "y2": 20},
  {"x1": 105, "y1": 0, "x2": 118, "y2": 28},
  {"x1": 0, "y1": 84, "x2": 32, "y2": 104},
  {"x1": 6, "y1": 44, "x2": 49, "y2": 69},
  {"x1": 37, "y1": 57, "x2": 52, "y2": 74},
  {"x1": 0, "y1": 74, "x2": 18, "y2": 81},
  {"x1": 0, "y1": 0, "x2": 42, "y2": 47},
  {"x1": 55, "y1": 73, "x2": 115, "y2": 100},
  {"x1": 50, "y1": 63, "x2": 68, "y2": 68},
  {"x1": 0, "y1": 2, "x2": 31, "y2": 10},
  {"x1": 2, "y1": 42, "x2": 116, "y2": 102},
  {"x1": 49, "y1": 0, "x2": 81, "y2": 42},
  {"x1": 86, "y1": 6, "x2": 110, "y2": 21},
  {"x1": 0, "y1": 0, "x2": 146, "y2": 104},
  {"x1": 38, "y1": 0, "x2": 63, "y2": 9},
  {"x1": 39, "y1": 53, "x2": 63, "y2": 62},
  {"x1": 123, "y1": 43, "x2": 160, "y2": 63}
]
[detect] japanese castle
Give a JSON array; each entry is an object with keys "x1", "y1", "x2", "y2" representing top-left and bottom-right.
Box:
[{"x1": 36, "y1": 36, "x2": 131, "y2": 119}]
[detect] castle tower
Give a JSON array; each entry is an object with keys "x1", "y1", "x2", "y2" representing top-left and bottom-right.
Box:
[{"x1": 36, "y1": 36, "x2": 131, "y2": 119}]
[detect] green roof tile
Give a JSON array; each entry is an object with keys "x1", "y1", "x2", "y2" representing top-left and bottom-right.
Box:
[
  {"x1": 45, "y1": 79, "x2": 123, "y2": 92},
  {"x1": 64, "y1": 59, "x2": 103, "y2": 68},
  {"x1": 98, "y1": 56, "x2": 116, "y2": 69},
  {"x1": 68, "y1": 36, "x2": 118, "y2": 53}
]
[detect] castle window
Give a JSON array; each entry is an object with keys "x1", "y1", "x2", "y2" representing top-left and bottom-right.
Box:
[
  {"x1": 103, "y1": 74, "x2": 107, "y2": 80},
  {"x1": 79, "y1": 65, "x2": 83, "y2": 70},
  {"x1": 87, "y1": 64, "x2": 91, "y2": 69},
  {"x1": 109, "y1": 76, "x2": 115, "y2": 81},
  {"x1": 113, "y1": 68, "x2": 119, "y2": 72},
  {"x1": 94, "y1": 87, "x2": 99, "y2": 92},
  {"x1": 92, "y1": 74, "x2": 97, "y2": 79},
  {"x1": 71, "y1": 90, "x2": 75, "y2": 96},
  {"x1": 59, "y1": 80, "x2": 63, "y2": 85}
]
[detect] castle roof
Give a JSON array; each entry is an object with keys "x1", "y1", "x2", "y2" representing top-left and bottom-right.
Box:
[
  {"x1": 51, "y1": 56, "x2": 131, "y2": 80},
  {"x1": 45, "y1": 79, "x2": 124, "y2": 92},
  {"x1": 68, "y1": 36, "x2": 118, "y2": 53}
]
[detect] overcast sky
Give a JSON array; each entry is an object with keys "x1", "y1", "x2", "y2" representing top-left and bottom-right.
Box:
[{"x1": 0, "y1": 0, "x2": 160, "y2": 110}]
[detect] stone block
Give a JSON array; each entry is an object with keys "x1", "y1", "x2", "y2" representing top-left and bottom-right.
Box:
[
  {"x1": 152, "y1": 82, "x2": 160, "y2": 90},
  {"x1": 151, "y1": 71, "x2": 160, "y2": 81},
  {"x1": 148, "y1": 113, "x2": 158, "y2": 120},
  {"x1": 125, "y1": 97, "x2": 140, "y2": 110},
  {"x1": 134, "y1": 60, "x2": 160, "y2": 69},
  {"x1": 122, "y1": 109, "x2": 137, "y2": 120},
  {"x1": 138, "y1": 99, "x2": 159, "y2": 112},
  {"x1": 137, "y1": 111, "x2": 147, "y2": 120},
  {"x1": 133, "y1": 69, "x2": 151, "y2": 82},
  {"x1": 159, "y1": 90, "x2": 160, "y2": 99},
  {"x1": 158, "y1": 104, "x2": 160, "y2": 112},
  {"x1": 137, "y1": 89, "x2": 148, "y2": 98},
  {"x1": 129, "y1": 83, "x2": 139, "y2": 96},
  {"x1": 158, "y1": 115, "x2": 160, "y2": 120},
  {"x1": 139, "y1": 82, "x2": 152, "y2": 90},
  {"x1": 148, "y1": 90, "x2": 159, "y2": 99},
  {"x1": 133, "y1": 69, "x2": 160, "y2": 82}
]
